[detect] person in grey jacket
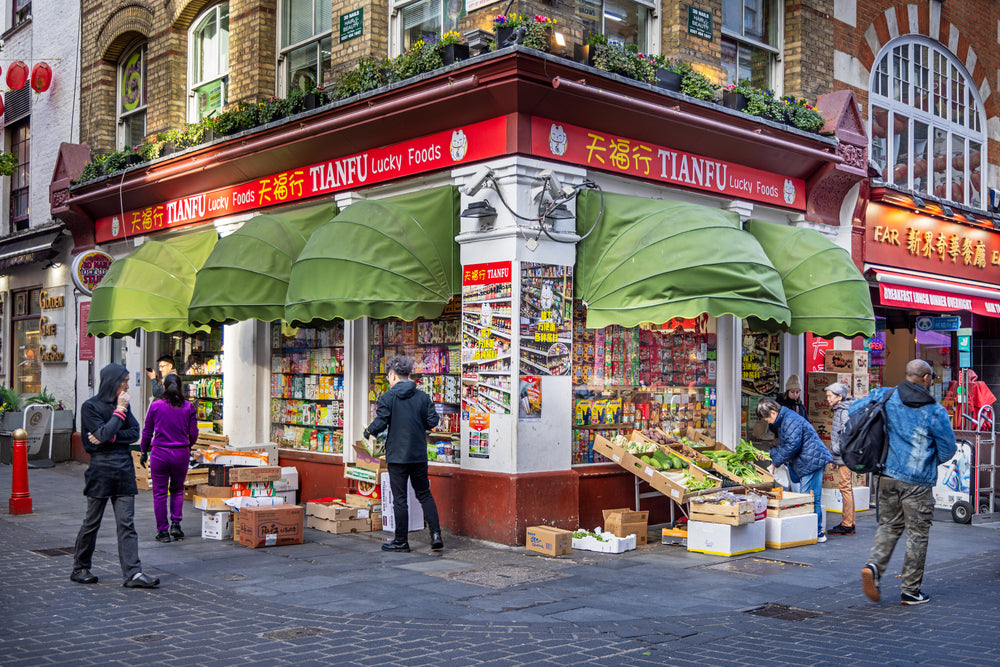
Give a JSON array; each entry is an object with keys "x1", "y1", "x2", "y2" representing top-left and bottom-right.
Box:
[
  {"x1": 72, "y1": 363, "x2": 159, "y2": 588},
  {"x1": 363, "y1": 355, "x2": 443, "y2": 553},
  {"x1": 825, "y1": 382, "x2": 856, "y2": 536},
  {"x1": 757, "y1": 397, "x2": 834, "y2": 542},
  {"x1": 854, "y1": 359, "x2": 957, "y2": 606}
]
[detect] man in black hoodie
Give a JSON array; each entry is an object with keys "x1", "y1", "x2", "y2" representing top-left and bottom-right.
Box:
[
  {"x1": 71, "y1": 363, "x2": 159, "y2": 588},
  {"x1": 363, "y1": 355, "x2": 443, "y2": 553}
]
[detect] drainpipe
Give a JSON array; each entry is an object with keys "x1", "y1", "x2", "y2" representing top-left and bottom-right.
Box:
[{"x1": 551, "y1": 77, "x2": 842, "y2": 165}]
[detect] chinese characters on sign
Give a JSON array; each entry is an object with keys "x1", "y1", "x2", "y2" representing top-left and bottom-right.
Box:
[
  {"x1": 519, "y1": 263, "x2": 572, "y2": 376},
  {"x1": 94, "y1": 117, "x2": 508, "y2": 243},
  {"x1": 865, "y1": 203, "x2": 1000, "y2": 284},
  {"x1": 531, "y1": 117, "x2": 806, "y2": 210},
  {"x1": 462, "y1": 261, "x2": 513, "y2": 415}
]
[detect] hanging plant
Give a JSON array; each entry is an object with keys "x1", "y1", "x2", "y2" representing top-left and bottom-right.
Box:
[{"x1": 0, "y1": 151, "x2": 18, "y2": 177}]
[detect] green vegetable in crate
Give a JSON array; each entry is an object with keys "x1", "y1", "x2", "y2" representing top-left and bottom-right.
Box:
[{"x1": 683, "y1": 472, "x2": 716, "y2": 492}]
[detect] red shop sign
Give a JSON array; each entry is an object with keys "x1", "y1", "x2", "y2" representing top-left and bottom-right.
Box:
[
  {"x1": 530, "y1": 117, "x2": 806, "y2": 210},
  {"x1": 463, "y1": 261, "x2": 512, "y2": 286},
  {"x1": 95, "y1": 117, "x2": 509, "y2": 243},
  {"x1": 865, "y1": 202, "x2": 1000, "y2": 284}
]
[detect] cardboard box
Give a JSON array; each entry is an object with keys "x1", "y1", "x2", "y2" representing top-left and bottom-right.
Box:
[
  {"x1": 687, "y1": 519, "x2": 766, "y2": 557},
  {"x1": 237, "y1": 504, "x2": 304, "y2": 548},
  {"x1": 822, "y1": 486, "x2": 871, "y2": 514},
  {"x1": 765, "y1": 513, "x2": 818, "y2": 549},
  {"x1": 272, "y1": 467, "x2": 299, "y2": 492},
  {"x1": 201, "y1": 511, "x2": 234, "y2": 540},
  {"x1": 766, "y1": 491, "x2": 814, "y2": 518},
  {"x1": 353, "y1": 441, "x2": 386, "y2": 472},
  {"x1": 572, "y1": 532, "x2": 636, "y2": 553},
  {"x1": 592, "y1": 434, "x2": 723, "y2": 503},
  {"x1": 525, "y1": 525, "x2": 573, "y2": 556},
  {"x1": 306, "y1": 500, "x2": 358, "y2": 521},
  {"x1": 806, "y1": 372, "x2": 854, "y2": 394},
  {"x1": 207, "y1": 464, "x2": 246, "y2": 487},
  {"x1": 688, "y1": 499, "x2": 755, "y2": 526},
  {"x1": 379, "y1": 472, "x2": 424, "y2": 533},
  {"x1": 602, "y1": 508, "x2": 649, "y2": 545},
  {"x1": 226, "y1": 442, "x2": 279, "y2": 465},
  {"x1": 852, "y1": 373, "x2": 870, "y2": 398},
  {"x1": 344, "y1": 464, "x2": 385, "y2": 484},
  {"x1": 345, "y1": 493, "x2": 381, "y2": 510},
  {"x1": 195, "y1": 484, "x2": 233, "y2": 499},
  {"x1": 228, "y1": 466, "x2": 282, "y2": 483},
  {"x1": 306, "y1": 515, "x2": 371, "y2": 534},
  {"x1": 192, "y1": 495, "x2": 232, "y2": 511},
  {"x1": 824, "y1": 350, "x2": 868, "y2": 373}
]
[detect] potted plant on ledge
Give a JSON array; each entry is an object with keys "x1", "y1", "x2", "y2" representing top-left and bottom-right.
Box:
[{"x1": 438, "y1": 31, "x2": 470, "y2": 65}]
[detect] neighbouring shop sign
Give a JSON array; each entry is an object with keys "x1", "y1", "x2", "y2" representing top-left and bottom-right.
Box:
[
  {"x1": 915, "y1": 315, "x2": 961, "y2": 332},
  {"x1": 339, "y1": 9, "x2": 363, "y2": 42},
  {"x1": 79, "y1": 301, "x2": 95, "y2": 361},
  {"x1": 878, "y1": 282, "x2": 1000, "y2": 318},
  {"x1": 38, "y1": 286, "x2": 68, "y2": 363},
  {"x1": 866, "y1": 202, "x2": 1000, "y2": 284},
  {"x1": 462, "y1": 261, "x2": 513, "y2": 416},
  {"x1": 71, "y1": 250, "x2": 113, "y2": 295},
  {"x1": 687, "y1": 6, "x2": 713, "y2": 41},
  {"x1": 531, "y1": 117, "x2": 806, "y2": 210},
  {"x1": 466, "y1": 0, "x2": 502, "y2": 12},
  {"x1": 95, "y1": 117, "x2": 509, "y2": 243}
]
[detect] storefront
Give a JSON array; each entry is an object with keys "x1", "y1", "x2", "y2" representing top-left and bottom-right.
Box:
[
  {"x1": 859, "y1": 193, "x2": 1000, "y2": 426},
  {"x1": 52, "y1": 50, "x2": 874, "y2": 544}
]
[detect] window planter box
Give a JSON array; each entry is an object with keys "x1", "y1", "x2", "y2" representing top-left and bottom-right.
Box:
[
  {"x1": 721, "y1": 90, "x2": 748, "y2": 112},
  {"x1": 655, "y1": 69, "x2": 682, "y2": 92},
  {"x1": 441, "y1": 43, "x2": 470, "y2": 66}
]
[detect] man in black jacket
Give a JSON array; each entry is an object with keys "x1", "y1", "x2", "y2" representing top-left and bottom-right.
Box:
[
  {"x1": 71, "y1": 363, "x2": 159, "y2": 588},
  {"x1": 363, "y1": 355, "x2": 443, "y2": 552}
]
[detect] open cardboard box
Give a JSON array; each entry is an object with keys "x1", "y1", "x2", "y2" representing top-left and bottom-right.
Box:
[{"x1": 592, "y1": 434, "x2": 724, "y2": 503}]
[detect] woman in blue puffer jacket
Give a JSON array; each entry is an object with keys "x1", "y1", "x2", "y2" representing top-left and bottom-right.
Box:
[{"x1": 757, "y1": 397, "x2": 834, "y2": 541}]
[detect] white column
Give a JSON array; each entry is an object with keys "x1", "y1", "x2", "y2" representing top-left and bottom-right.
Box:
[
  {"x1": 222, "y1": 319, "x2": 260, "y2": 444},
  {"x1": 716, "y1": 315, "x2": 742, "y2": 449}
]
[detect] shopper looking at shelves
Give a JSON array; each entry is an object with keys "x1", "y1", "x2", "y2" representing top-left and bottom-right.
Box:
[
  {"x1": 363, "y1": 355, "x2": 444, "y2": 552},
  {"x1": 72, "y1": 363, "x2": 159, "y2": 589},
  {"x1": 778, "y1": 374, "x2": 808, "y2": 420},
  {"x1": 757, "y1": 397, "x2": 833, "y2": 542},
  {"x1": 147, "y1": 355, "x2": 176, "y2": 399},
  {"x1": 140, "y1": 374, "x2": 198, "y2": 543}
]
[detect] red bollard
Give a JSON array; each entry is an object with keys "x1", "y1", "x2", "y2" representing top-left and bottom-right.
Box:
[{"x1": 9, "y1": 428, "x2": 32, "y2": 515}]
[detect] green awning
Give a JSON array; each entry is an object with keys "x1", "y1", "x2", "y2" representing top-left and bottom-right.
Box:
[
  {"x1": 88, "y1": 228, "x2": 219, "y2": 337},
  {"x1": 744, "y1": 219, "x2": 875, "y2": 338},
  {"x1": 575, "y1": 190, "x2": 790, "y2": 329},
  {"x1": 285, "y1": 185, "x2": 459, "y2": 326},
  {"x1": 188, "y1": 202, "x2": 338, "y2": 326}
]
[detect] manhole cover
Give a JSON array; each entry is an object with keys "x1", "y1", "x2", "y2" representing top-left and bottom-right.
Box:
[
  {"x1": 262, "y1": 627, "x2": 328, "y2": 641},
  {"x1": 701, "y1": 556, "x2": 810, "y2": 576},
  {"x1": 131, "y1": 634, "x2": 168, "y2": 643},
  {"x1": 747, "y1": 603, "x2": 825, "y2": 621},
  {"x1": 433, "y1": 565, "x2": 567, "y2": 589},
  {"x1": 31, "y1": 547, "x2": 75, "y2": 557}
]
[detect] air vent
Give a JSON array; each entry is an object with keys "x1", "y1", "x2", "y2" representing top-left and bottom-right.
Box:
[{"x1": 4, "y1": 86, "x2": 31, "y2": 126}]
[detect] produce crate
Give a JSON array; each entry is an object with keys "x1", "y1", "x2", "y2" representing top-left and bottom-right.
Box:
[
  {"x1": 766, "y1": 491, "x2": 814, "y2": 518},
  {"x1": 653, "y1": 429, "x2": 714, "y2": 469},
  {"x1": 687, "y1": 498, "x2": 756, "y2": 526},
  {"x1": 602, "y1": 508, "x2": 649, "y2": 545},
  {"x1": 592, "y1": 435, "x2": 724, "y2": 503}
]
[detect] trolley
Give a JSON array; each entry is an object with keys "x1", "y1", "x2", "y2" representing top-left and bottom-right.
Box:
[{"x1": 935, "y1": 405, "x2": 998, "y2": 524}]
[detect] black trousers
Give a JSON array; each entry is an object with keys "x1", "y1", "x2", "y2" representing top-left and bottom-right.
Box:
[
  {"x1": 73, "y1": 495, "x2": 142, "y2": 582},
  {"x1": 387, "y1": 461, "x2": 440, "y2": 543}
]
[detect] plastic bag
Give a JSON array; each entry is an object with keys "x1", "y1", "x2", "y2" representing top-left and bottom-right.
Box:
[{"x1": 771, "y1": 464, "x2": 792, "y2": 489}]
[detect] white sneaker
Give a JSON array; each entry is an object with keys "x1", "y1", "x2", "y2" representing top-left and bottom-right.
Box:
[{"x1": 817, "y1": 530, "x2": 827, "y2": 543}]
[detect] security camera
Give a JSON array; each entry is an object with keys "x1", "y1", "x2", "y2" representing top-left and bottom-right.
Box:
[
  {"x1": 540, "y1": 169, "x2": 573, "y2": 199},
  {"x1": 462, "y1": 166, "x2": 496, "y2": 197}
]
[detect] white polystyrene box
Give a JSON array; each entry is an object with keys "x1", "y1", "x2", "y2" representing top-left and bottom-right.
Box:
[
  {"x1": 822, "y1": 486, "x2": 870, "y2": 513},
  {"x1": 765, "y1": 513, "x2": 818, "y2": 548},
  {"x1": 687, "y1": 519, "x2": 765, "y2": 556}
]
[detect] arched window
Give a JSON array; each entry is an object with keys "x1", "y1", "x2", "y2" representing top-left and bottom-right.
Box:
[
  {"x1": 188, "y1": 3, "x2": 230, "y2": 122},
  {"x1": 870, "y1": 37, "x2": 986, "y2": 209},
  {"x1": 118, "y1": 42, "x2": 147, "y2": 149}
]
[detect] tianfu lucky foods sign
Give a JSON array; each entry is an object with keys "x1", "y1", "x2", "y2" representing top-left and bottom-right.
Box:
[
  {"x1": 530, "y1": 117, "x2": 806, "y2": 210},
  {"x1": 94, "y1": 117, "x2": 508, "y2": 243}
]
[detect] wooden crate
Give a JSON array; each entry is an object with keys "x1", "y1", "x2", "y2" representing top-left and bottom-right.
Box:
[
  {"x1": 766, "y1": 491, "x2": 814, "y2": 518},
  {"x1": 688, "y1": 499, "x2": 755, "y2": 526},
  {"x1": 593, "y1": 435, "x2": 724, "y2": 503}
]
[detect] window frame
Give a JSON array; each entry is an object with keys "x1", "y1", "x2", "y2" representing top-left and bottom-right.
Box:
[
  {"x1": 13, "y1": 0, "x2": 31, "y2": 26},
  {"x1": 10, "y1": 286, "x2": 42, "y2": 397},
  {"x1": 279, "y1": 0, "x2": 333, "y2": 94},
  {"x1": 869, "y1": 36, "x2": 987, "y2": 209},
  {"x1": 720, "y1": 0, "x2": 782, "y2": 90},
  {"x1": 117, "y1": 41, "x2": 148, "y2": 150},
  {"x1": 187, "y1": 2, "x2": 230, "y2": 123},
  {"x1": 7, "y1": 119, "x2": 30, "y2": 233}
]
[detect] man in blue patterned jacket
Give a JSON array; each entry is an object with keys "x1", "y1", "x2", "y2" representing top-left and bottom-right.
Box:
[
  {"x1": 853, "y1": 359, "x2": 956, "y2": 606},
  {"x1": 757, "y1": 397, "x2": 833, "y2": 542}
]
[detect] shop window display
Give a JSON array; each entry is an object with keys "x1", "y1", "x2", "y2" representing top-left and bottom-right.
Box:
[
  {"x1": 270, "y1": 323, "x2": 345, "y2": 452},
  {"x1": 158, "y1": 329, "x2": 224, "y2": 430},
  {"x1": 571, "y1": 303, "x2": 718, "y2": 464},
  {"x1": 369, "y1": 308, "x2": 461, "y2": 464},
  {"x1": 740, "y1": 327, "x2": 781, "y2": 444},
  {"x1": 461, "y1": 272, "x2": 514, "y2": 414}
]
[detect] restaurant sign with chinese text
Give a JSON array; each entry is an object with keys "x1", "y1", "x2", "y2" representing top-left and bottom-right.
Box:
[
  {"x1": 530, "y1": 117, "x2": 806, "y2": 210},
  {"x1": 95, "y1": 117, "x2": 508, "y2": 243},
  {"x1": 865, "y1": 202, "x2": 1000, "y2": 283}
]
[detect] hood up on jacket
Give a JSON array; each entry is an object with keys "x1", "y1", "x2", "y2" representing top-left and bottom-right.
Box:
[
  {"x1": 96, "y1": 363, "x2": 129, "y2": 404},
  {"x1": 897, "y1": 380, "x2": 936, "y2": 408}
]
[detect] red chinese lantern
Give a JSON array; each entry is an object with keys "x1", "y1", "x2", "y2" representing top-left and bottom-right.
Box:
[
  {"x1": 6, "y1": 61, "x2": 28, "y2": 90},
  {"x1": 0, "y1": 97, "x2": 5, "y2": 116},
  {"x1": 30, "y1": 62, "x2": 52, "y2": 93}
]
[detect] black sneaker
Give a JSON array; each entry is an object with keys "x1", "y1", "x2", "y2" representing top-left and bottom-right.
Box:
[
  {"x1": 155, "y1": 530, "x2": 172, "y2": 543},
  {"x1": 828, "y1": 523, "x2": 856, "y2": 535},
  {"x1": 381, "y1": 541, "x2": 411, "y2": 553},
  {"x1": 169, "y1": 523, "x2": 184, "y2": 540},
  {"x1": 901, "y1": 590, "x2": 930, "y2": 605},
  {"x1": 861, "y1": 563, "x2": 881, "y2": 602}
]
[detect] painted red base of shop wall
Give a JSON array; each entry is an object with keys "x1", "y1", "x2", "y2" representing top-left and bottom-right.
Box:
[{"x1": 281, "y1": 452, "x2": 677, "y2": 545}]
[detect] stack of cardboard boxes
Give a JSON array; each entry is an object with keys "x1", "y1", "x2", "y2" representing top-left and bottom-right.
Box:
[
  {"x1": 807, "y1": 350, "x2": 871, "y2": 515},
  {"x1": 305, "y1": 495, "x2": 381, "y2": 533}
]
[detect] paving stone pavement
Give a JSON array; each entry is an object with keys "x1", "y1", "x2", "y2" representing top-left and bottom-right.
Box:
[{"x1": 2, "y1": 462, "x2": 999, "y2": 665}]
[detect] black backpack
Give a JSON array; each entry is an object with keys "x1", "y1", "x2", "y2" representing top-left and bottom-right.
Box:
[{"x1": 841, "y1": 388, "x2": 896, "y2": 475}]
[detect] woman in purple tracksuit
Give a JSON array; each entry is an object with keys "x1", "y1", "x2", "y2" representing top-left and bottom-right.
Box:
[{"x1": 140, "y1": 374, "x2": 198, "y2": 542}]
